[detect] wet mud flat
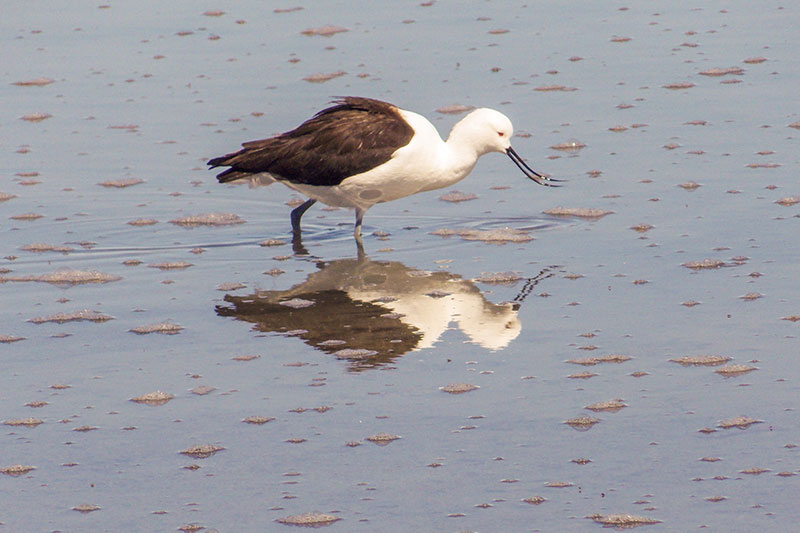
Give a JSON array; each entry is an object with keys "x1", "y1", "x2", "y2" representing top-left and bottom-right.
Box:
[{"x1": 3, "y1": 1, "x2": 800, "y2": 531}]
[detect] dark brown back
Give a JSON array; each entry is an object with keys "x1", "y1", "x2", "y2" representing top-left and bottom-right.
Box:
[{"x1": 209, "y1": 97, "x2": 415, "y2": 186}]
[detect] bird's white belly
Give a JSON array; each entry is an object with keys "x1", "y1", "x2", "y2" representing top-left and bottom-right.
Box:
[{"x1": 283, "y1": 168, "x2": 433, "y2": 210}]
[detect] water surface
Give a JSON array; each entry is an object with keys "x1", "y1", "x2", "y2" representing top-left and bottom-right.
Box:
[{"x1": 2, "y1": 1, "x2": 799, "y2": 531}]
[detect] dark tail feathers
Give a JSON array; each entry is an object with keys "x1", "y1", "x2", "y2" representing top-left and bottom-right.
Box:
[{"x1": 208, "y1": 156, "x2": 249, "y2": 183}]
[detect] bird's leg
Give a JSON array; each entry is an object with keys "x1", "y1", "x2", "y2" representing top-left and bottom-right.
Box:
[
  {"x1": 354, "y1": 207, "x2": 365, "y2": 241},
  {"x1": 353, "y1": 207, "x2": 367, "y2": 255},
  {"x1": 290, "y1": 199, "x2": 316, "y2": 232}
]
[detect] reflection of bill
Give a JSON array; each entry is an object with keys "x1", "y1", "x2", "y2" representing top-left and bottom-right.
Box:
[{"x1": 216, "y1": 258, "x2": 553, "y2": 370}]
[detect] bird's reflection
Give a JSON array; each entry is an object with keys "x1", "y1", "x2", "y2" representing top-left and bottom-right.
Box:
[{"x1": 216, "y1": 256, "x2": 553, "y2": 371}]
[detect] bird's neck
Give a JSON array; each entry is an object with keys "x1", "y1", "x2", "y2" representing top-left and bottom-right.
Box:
[{"x1": 443, "y1": 128, "x2": 483, "y2": 183}]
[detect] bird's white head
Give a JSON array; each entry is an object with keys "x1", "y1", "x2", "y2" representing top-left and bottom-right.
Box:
[
  {"x1": 449, "y1": 108, "x2": 514, "y2": 156},
  {"x1": 447, "y1": 106, "x2": 560, "y2": 187}
]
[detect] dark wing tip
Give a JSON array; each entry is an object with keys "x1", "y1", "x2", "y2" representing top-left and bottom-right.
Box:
[{"x1": 207, "y1": 155, "x2": 227, "y2": 168}]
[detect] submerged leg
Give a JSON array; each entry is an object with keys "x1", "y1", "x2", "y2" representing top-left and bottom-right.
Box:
[
  {"x1": 290, "y1": 199, "x2": 317, "y2": 233},
  {"x1": 354, "y1": 207, "x2": 366, "y2": 240},
  {"x1": 291, "y1": 230, "x2": 310, "y2": 256},
  {"x1": 353, "y1": 208, "x2": 366, "y2": 257}
]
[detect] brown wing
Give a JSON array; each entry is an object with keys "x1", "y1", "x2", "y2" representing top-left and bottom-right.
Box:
[{"x1": 209, "y1": 97, "x2": 415, "y2": 186}]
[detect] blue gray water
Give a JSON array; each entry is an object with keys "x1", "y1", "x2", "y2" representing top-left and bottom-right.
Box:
[{"x1": 2, "y1": 1, "x2": 799, "y2": 531}]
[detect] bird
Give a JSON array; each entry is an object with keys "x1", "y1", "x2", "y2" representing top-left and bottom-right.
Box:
[{"x1": 208, "y1": 96, "x2": 560, "y2": 243}]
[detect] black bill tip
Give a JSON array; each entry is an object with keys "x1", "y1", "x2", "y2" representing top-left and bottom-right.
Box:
[{"x1": 506, "y1": 147, "x2": 564, "y2": 187}]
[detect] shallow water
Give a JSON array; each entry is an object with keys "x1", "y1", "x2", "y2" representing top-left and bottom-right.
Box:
[{"x1": 3, "y1": 1, "x2": 799, "y2": 531}]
